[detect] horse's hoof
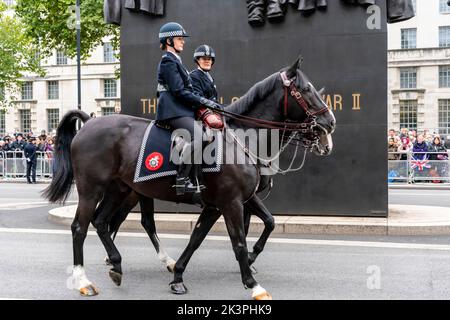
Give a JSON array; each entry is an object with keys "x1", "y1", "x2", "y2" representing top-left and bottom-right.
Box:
[
  {"x1": 166, "y1": 263, "x2": 176, "y2": 274},
  {"x1": 253, "y1": 291, "x2": 272, "y2": 300},
  {"x1": 79, "y1": 284, "x2": 99, "y2": 297},
  {"x1": 250, "y1": 265, "x2": 258, "y2": 275},
  {"x1": 109, "y1": 270, "x2": 122, "y2": 286},
  {"x1": 170, "y1": 282, "x2": 188, "y2": 295},
  {"x1": 104, "y1": 257, "x2": 112, "y2": 266}
]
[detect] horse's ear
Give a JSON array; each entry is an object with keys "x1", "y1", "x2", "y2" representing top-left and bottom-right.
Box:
[{"x1": 286, "y1": 55, "x2": 303, "y2": 78}]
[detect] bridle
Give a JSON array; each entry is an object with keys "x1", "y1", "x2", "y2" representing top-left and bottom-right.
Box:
[{"x1": 213, "y1": 71, "x2": 331, "y2": 150}]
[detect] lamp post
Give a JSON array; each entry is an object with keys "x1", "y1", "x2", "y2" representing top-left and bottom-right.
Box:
[{"x1": 76, "y1": 0, "x2": 81, "y2": 111}]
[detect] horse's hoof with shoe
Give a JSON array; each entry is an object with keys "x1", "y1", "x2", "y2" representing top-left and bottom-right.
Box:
[
  {"x1": 109, "y1": 269, "x2": 122, "y2": 286},
  {"x1": 252, "y1": 285, "x2": 272, "y2": 300},
  {"x1": 79, "y1": 284, "x2": 99, "y2": 297},
  {"x1": 170, "y1": 282, "x2": 188, "y2": 295}
]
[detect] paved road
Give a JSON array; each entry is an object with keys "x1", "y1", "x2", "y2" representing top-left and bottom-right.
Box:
[{"x1": 2, "y1": 183, "x2": 450, "y2": 300}]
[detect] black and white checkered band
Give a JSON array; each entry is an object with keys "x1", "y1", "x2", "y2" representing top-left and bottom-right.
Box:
[{"x1": 159, "y1": 30, "x2": 186, "y2": 38}]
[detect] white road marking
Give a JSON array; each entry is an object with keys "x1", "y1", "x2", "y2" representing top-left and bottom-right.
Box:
[
  {"x1": 1, "y1": 227, "x2": 450, "y2": 252},
  {"x1": 0, "y1": 201, "x2": 77, "y2": 210}
]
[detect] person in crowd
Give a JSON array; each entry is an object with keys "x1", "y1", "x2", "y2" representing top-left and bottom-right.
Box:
[
  {"x1": 24, "y1": 136, "x2": 37, "y2": 184},
  {"x1": 39, "y1": 130, "x2": 47, "y2": 142},
  {"x1": 398, "y1": 136, "x2": 412, "y2": 160},
  {"x1": 412, "y1": 134, "x2": 429, "y2": 182},
  {"x1": 10, "y1": 133, "x2": 26, "y2": 151},
  {"x1": 428, "y1": 136, "x2": 448, "y2": 182},
  {"x1": 1, "y1": 136, "x2": 11, "y2": 152},
  {"x1": 388, "y1": 138, "x2": 400, "y2": 160},
  {"x1": 44, "y1": 138, "x2": 54, "y2": 159},
  {"x1": 399, "y1": 127, "x2": 408, "y2": 140}
]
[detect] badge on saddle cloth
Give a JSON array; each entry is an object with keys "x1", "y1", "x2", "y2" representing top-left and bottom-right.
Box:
[{"x1": 196, "y1": 107, "x2": 224, "y2": 130}]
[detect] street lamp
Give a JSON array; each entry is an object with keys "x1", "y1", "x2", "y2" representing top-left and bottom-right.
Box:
[{"x1": 76, "y1": 0, "x2": 81, "y2": 111}]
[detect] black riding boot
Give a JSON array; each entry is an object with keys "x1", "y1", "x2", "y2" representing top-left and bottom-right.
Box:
[{"x1": 174, "y1": 142, "x2": 205, "y2": 196}]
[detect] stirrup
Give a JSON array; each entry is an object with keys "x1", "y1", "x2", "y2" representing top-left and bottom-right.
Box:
[{"x1": 173, "y1": 177, "x2": 205, "y2": 196}]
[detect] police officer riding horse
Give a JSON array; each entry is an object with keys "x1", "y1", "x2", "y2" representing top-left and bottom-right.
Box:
[{"x1": 156, "y1": 22, "x2": 222, "y2": 196}]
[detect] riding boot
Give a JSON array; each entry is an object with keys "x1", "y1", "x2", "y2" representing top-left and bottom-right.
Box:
[{"x1": 174, "y1": 142, "x2": 205, "y2": 195}]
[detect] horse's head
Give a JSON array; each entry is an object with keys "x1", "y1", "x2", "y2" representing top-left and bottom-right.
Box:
[{"x1": 281, "y1": 56, "x2": 336, "y2": 156}]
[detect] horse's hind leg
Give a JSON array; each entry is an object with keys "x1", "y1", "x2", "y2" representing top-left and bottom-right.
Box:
[
  {"x1": 92, "y1": 187, "x2": 136, "y2": 287},
  {"x1": 71, "y1": 193, "x2": 101, "y2": 296},
  {"x1": 170, "y1": 206, "x2": 221, "y2": 295},
  {"x1": 139, "y1": 196, "x2": 176, "y2": 273}
]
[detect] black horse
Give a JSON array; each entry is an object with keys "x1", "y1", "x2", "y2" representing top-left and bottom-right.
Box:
[{"x1": 43, "y1": 56, "x2": 335, "y2": 300}]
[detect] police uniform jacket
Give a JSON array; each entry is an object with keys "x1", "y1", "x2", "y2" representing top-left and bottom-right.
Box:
[
  {"x1": 190, "y1": 69, "x2": 218, "y2": 102},
  {"x1": 24, "y1": 143, "x2": 37, "y2": 162},
  {"x1": 156, "y1": 52, "x2": 206, "y2": 121}
]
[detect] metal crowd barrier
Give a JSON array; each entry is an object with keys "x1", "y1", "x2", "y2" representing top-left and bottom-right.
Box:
[
  {"x1": 0, "y1": 151, "x2": 53, "y2": 181},
  {"x1": 388, "y1": 151, "x2": 450, "y2": 184}
]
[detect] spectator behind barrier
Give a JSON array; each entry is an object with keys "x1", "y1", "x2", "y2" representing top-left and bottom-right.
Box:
[
  {"x1": 412, "y1": 134, "x2": 428, "y2": 160},
  {"x1": 388, "y1": 138, "x2": 400, "y2": 160},
  {"x1": 429, "y1": 136, "x2": 448, "y2": 161}
]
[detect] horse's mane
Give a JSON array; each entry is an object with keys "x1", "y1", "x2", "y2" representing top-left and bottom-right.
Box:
[{"x1": 225, "y1": 72, "x2": 279, "y2": 115}]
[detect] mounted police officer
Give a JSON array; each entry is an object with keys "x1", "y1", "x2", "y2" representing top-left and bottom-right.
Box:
[
  {"x1": 156, "y1": 22, "x2": 221, "y2": 195},
  {"x1": 190, "y1": 45, "x2": 218, "y2": 102}
]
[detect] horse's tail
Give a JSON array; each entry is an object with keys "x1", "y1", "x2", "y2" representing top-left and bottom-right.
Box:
[{"x1": 42, "y1": 110, "x2": 91, "y2": 203}]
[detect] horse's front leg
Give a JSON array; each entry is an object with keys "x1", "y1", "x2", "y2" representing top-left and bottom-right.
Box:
[
  {"x1": 223, "y1": 200, "x2": 272, "y2": 300},
  {"x1": 170, "y1": 206, "x2": 222, "y2": 295},
  {"x1": 244, "y1": 196, "x2": 275, "y2": 266}
]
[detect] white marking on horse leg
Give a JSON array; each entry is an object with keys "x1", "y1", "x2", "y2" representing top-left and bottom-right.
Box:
[
  {"x1": 158, "y1": 249, "x2": 176, "y2": 268},
  {"x1": 72, "y1": 265, "x2": 93, "y2": 290}
]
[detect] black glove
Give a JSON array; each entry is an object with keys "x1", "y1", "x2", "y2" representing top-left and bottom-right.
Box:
[{"x1": 200, "y1": 98, "x2": 222, "y2": 110}]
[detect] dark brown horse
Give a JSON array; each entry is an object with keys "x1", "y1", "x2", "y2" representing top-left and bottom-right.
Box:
[{"x1": 43, "y1": 56, "x2": 335, "y2": 300}]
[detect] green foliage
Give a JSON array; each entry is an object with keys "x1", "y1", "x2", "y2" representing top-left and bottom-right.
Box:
[
  {"x1": 15, "y1": 0, "x2": 120, "y2": 61},
  {"x1": 0, "y1": 2, "x2": 44, "y2": 110}
]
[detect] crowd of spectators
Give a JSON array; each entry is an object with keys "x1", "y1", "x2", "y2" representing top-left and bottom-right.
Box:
[
  {"x1": 388, "y1": 128, "x2": 449, "y2": 183},
  {"x1": 0, "y1": 130, "x2": 55, "y2": 158},
  {"x1": 387, "y1": 128, "x2": 449, "y2": 161}
]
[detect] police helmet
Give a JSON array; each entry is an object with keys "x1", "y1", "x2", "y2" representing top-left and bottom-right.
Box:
[
  {"x1": 194, "y1": 45, "x2": 216, "y2": 65},
  {"x1": 159, "y1": 22, "x2": 189, "y2": 47}
]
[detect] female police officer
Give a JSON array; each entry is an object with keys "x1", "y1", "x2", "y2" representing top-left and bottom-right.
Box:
[
  {"x1": 156, "y1": 22, "x2": 220, "y2": 195},
  {"x1": 190, "y1": 45, "x2": 218, "y2": 102}
]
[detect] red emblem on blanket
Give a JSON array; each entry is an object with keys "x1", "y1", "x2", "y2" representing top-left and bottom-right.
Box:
[{"x1": 145, "y1": 152, "x2": 164, "y2": 171}]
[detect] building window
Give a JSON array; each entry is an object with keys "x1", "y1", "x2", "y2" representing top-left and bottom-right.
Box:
[
  {"x1": 103, "y1": 43, "x2": 116, "y2": 63},
  {"x1": 19, "y1": 109, "x2": 31, "y2": 133},
  {"x1": 104, "y1": 79, "x2": 117, "y2": 98},
  {"x1": 0, "y1": 85, "x2": 4, "y2": 100},
  {"x1": 440, "y1": 66, "x2": 450, "y2": 88},
  {"x1": 56, "y1": 50, "x2": 68, "y2": 65},
  {"x1": 439, "y1": 100, "x2": 450, "y2": 135},
  {"x1": 401, "y1": 28, "x2": 416, "y2": 49},
  {"x1": 440, "y1": 0, "x2": 450, "y2": 13},
  {"x1": 399, "y1": 100, "x2": 418, "y2": 130},
  {"x1": 102, "y1": 107, "x2": 115, "y2": 116},
  {"x1": 47, "y1": 81, "x2": 59, "y2": 100},
  {"x1": 21, "y1": 82, "x2": 33, "y2": 100},
  {"x1": 439, "y1": 26, "x2": 450, "y2": 47},
  {"x1": 0, "y1": 111, "x2": 5, "y2": 136},
  {"x1": 400, "y1": 68, "x2": 417, "y2": 89},
  {"x1": 47, "y1": 109, "x2": 59, "y2": 133}
]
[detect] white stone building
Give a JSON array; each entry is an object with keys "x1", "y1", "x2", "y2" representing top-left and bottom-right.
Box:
[
  {"x1": 388, "y1": 0, "x2": 450, "y2": 139},
  {"x1": 0, "y1": 42, "x2": 120, "y2": 137}
]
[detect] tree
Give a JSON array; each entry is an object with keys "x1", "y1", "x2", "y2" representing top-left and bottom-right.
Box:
[
  {"x1": 0, "y1": 2, "x2": 44, "y2": 110},
  {"x1": 15, "y1": 0, "x2": 119, "y2": 61}
]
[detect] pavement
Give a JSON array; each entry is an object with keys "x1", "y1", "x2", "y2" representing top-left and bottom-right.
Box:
[{"x1": 49, "y1": 202, "x2": 450, "y2": 236}]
